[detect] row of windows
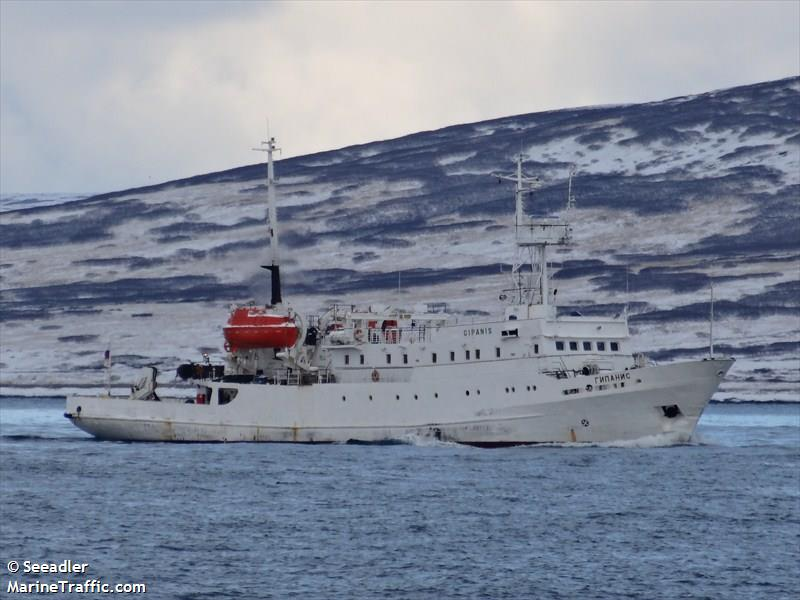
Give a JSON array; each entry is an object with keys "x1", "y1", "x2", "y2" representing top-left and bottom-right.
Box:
[
  {"x1": 343, "y1": 392, "x2": 438, "y2": 401},
  {"x1": 342, "y1": 345, "x2": 542, "y2": 366},
  {"x1": 555, "y1": 340, "x2": 620, "y2": 352},
  {"x1": 342, "y1": 339, "x2": 613, "y2": 366},
  {"x1": 339, "y1": 384, "x2": 540, "y2": 402}
]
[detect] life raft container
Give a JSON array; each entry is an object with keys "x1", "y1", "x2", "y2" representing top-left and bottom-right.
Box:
[{"x1": 222, "y1": 306, "x2": 299, "y2": 351}]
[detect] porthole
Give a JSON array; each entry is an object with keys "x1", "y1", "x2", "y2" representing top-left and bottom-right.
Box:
[
  {"x1": 396, "y1": 394, "x2": 400, "y2": 400},
  {"x1": 511, "y1": 387, "x2": 515, "y2": 392},
  {"x1": 505, "y1": 387, "x2": 509, "y2": 393},
  {"x1": 466, "y1": 390, "x2": 470, "y2": 396},
  {"x1": 434, "y1": 392, "x2": 439, "y2": 398},
  {"x1": 342, "y1": 396, "x2": 346, "y2": 402},
  {"x1": 477, "y1": 389, "x2": 481, "y2": 395},
  {"x1": 526, "y1": 385, "x2": 531, "y2": 391},
  {"x1": 533, "y1": 385, "x2": 537, "y2": 391},
  {"x1": 414, "y1": 394, "x2": 418, "y2": 400}
]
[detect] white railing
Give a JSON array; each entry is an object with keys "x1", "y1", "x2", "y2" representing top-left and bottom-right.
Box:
[{"x1": 365, "y1": 326, "x2": 429, "y2": 345}]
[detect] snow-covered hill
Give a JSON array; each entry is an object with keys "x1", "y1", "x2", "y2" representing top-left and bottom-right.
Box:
[{"x1": 1, "y1": 77, "x2": 798, "y2": 400}]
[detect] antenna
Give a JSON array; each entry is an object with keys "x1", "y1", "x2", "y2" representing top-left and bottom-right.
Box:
[
  {"x1": 624, "y1": 265, "x2": 630, "y2": 319},
  {"x1": 566, "y1": 165, "x2": 577, "y2": 212},
  {"x1": 103, "y1": 345, "x2": 111, "y2": 397},
  {"x1": 709, "y1": 279, "x2": 715, "y2": 358}
]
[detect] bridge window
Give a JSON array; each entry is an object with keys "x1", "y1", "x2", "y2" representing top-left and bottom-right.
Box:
[
  {"x1": 475, "y1": 349, "x2": 481, "y2": 360},
  {"x1": 556, "y1": 341, "x2": 565, "y2": 351},
  {"x1": 610, "y1": 342, "x2": 619, "y2": 351},
  {"x1": 432, "y1": 352, "x2": 438, "y2": 363},
  {"x1": 465, "y1": 350, "x2": 471, "y2": 360},
  {"x1": 403, "y1": 354, "x2": 408, "y2": 364},
  {"x1": 583, "y1": 341, "x2": 591, "y2": 351},
  {"x1": 218, "y1": 388, "x2": 238, "y2": 405},
  {"x1": 534, "y1": 344, "x2": 539, "y2": 354},
  {"x1": 344, "y1": 354, "x2": 350, "y2": 366},
  {"x1": 496, "y1": 347, "x2": 501, "y2": 358},
  {"x1": 597, "y1": 342, "x2": 606, "y2": 351},
  {"x1": 569, "y1": 341, "x2": 578, "y2": 351},
  {"x1": 360, "y1": 354, "x2": 365, "y2": 365},
  {"x1": 386, "y1": 354, "x2": 392, "y2": 364}
]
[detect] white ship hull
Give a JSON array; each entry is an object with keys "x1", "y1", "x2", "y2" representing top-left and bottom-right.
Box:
[
  {"x1": 64, "y1": 143, "x2": 733, "y2": 446},
  {"x1": 65, "y1": 358, "x2": 732, "y2": 445}
]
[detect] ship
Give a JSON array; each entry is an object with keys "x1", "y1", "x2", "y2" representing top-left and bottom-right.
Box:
[{"x1": 64, "y1": 137, "x2": 733, "y2": 445}]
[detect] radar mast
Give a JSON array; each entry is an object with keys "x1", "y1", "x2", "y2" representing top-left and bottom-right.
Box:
[{"x1": 492, "y1": 155, "x2": 572, "y2": 317}]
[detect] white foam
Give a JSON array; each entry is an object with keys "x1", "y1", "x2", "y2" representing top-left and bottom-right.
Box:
[
  {"x1": 524, "y1": 430, "x2": 693, "y2": 448},
  {"x1": 396, "y1": 432, "x2": 466, "y2": 448}
]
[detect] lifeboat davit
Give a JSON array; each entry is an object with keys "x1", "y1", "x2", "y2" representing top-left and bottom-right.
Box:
[{"x1": 223, "y1": 306, "x2": 299, "y2": 351}]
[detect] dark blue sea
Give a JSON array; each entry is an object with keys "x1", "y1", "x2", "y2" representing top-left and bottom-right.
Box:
[{"x1": 1, "y1": 397, "x2": 798, "y2": 599}]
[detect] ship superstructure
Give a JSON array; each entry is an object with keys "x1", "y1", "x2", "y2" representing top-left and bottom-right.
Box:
[{"x1": 65, "y1": 137, "x2": 733, "y2": 444}]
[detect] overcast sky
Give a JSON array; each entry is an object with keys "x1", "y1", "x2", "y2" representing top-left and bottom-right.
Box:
[{"x1": 1, "y1": 0, "x2": 798, "y2": 194}]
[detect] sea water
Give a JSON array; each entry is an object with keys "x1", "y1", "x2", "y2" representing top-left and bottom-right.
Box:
[{"x1": 1, "y1": 397, "x2": 798, "y2": 599}]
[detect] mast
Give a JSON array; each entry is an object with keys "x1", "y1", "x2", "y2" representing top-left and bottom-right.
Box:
[
  {"x1": 255, "y1": 137, "x2": 282, "y2": 306},
  {"x1": 492, "y1": 155, "x2": 571, "y2": 313}
]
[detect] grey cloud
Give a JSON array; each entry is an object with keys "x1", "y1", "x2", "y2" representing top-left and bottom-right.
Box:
[{"x1": 1, "y1": 0, "x2": 798, "y2": 194}]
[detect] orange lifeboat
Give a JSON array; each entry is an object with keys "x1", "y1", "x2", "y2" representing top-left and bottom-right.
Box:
[{"x1": 222, "y1": 306, "x2": 299, "y2": 351}]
